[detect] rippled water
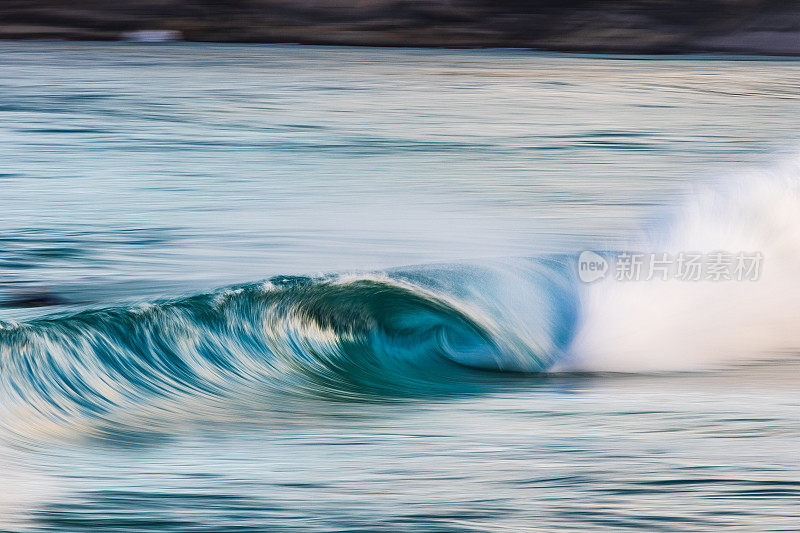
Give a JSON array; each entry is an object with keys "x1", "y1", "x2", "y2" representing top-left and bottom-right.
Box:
[{"x1": 2, "y1": 42, "x2": 800, "y2": 531}]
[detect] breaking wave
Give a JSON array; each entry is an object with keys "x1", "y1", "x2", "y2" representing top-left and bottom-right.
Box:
[
  {"x1": 4, "y1": 156, "x2": 800, "y2": 437},
  {"x1": 0, "y1": 260, "x2": 577, "y2": 438}
]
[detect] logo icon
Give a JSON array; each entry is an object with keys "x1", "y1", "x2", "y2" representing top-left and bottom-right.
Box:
[{"x1": 577, "y1": 251, "x2": 608, "y2": 283}]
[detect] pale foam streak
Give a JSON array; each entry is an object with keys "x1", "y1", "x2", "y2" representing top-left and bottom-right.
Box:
[{"x1": 0, "y1": 443, "x2": 59, "y2": 529}]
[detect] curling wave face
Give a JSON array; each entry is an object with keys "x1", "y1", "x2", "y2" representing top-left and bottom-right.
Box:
[{"x1": 0, "y1": 259, "x2": 578, "y2": 438}]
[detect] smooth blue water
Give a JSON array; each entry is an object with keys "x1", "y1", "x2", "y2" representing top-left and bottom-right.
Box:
[{"x1": 2, "y1": 42, "x2": 800, "y2": 531}]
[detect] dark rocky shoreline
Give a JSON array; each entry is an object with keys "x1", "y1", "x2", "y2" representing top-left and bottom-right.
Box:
[{"x1": 2, "y1": 1, "x2": 800, "y2": 55}]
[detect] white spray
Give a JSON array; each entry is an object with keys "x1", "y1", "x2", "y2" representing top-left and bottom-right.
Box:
[{"x1": 564, "y1": 155, "x2": 800, "y2": 371}]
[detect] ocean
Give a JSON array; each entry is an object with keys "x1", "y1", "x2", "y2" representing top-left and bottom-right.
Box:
[{"x1": 2, "y1": 42, "x2": 800, "y2": 531}]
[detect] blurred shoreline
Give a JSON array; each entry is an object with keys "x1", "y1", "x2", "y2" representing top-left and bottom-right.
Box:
[{"x1": 3, "y1": 1, "x2": 800, "y2": 56}]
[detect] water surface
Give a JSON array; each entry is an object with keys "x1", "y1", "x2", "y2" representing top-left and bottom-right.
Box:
[{"x1": 2, "y1": 43, "x2": 800, "y2": 531}]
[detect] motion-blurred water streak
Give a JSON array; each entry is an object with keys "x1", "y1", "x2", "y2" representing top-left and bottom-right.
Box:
[{"x1": 2, "y1": 43, "x2": 800, "y2": 531}]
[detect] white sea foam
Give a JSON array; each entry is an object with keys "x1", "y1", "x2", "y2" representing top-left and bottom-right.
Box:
[{"x1": 564, "y1": 155, "x2": 800, "y2": 371}]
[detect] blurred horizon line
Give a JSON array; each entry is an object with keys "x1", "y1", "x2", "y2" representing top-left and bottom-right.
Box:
[{"x1": 3, "y1": 0, "x2": 800, "y2": 56}]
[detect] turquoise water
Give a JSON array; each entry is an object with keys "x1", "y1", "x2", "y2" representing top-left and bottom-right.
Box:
[{"x1": 2, "y1": 42, "x2": 800, "y2": 531}]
